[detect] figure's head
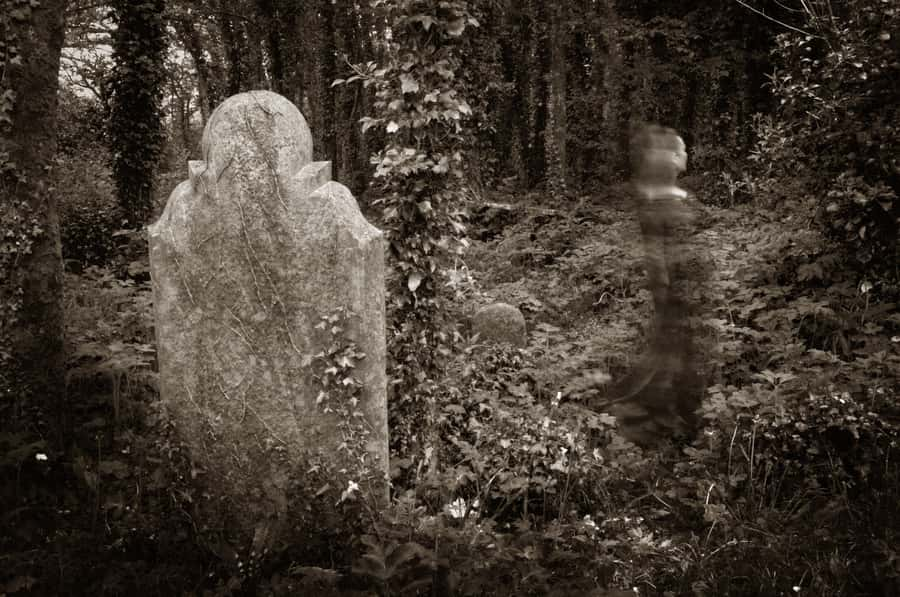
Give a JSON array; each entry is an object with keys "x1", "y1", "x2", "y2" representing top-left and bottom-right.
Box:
[{"x1": 630, "y1": 124, "x2": 687, "y2": 185}]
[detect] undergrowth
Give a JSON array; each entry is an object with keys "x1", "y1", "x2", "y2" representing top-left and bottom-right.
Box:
[{"x1": 1, "y1": 191, "x2": 898, "y2": 596}]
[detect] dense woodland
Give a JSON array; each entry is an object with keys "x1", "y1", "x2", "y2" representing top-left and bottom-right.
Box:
[{"x1": 1, "y1": 0, "x2": 899, "y2": 595}]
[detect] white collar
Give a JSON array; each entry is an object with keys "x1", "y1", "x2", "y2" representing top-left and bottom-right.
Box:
[{"x1": 637, "y1": 184, "x2": 687, "y2": 200}]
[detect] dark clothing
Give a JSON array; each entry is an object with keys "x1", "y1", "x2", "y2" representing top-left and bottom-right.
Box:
[{"x1": 606, "y1": 187, "x2": 709, "y2": 440}]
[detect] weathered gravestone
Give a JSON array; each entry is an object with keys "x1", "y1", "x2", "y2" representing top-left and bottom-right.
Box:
[
  {"x1": 471, "y1": 302, "x2": 527, "y2": 347},
  {"x1": 149, "y1": 91, "x2": 387, "y2": 540}
]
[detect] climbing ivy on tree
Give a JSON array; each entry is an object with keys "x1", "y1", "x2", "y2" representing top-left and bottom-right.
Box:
[
  {"x1": 0, "y1": 0, "x2": 66, "y2": 428},
  {"x1": 108, "y1": 0, "x2": 167, "y2": 227},
  {"x1": 342, "y1": 0, "x2": 476, "y2": 459}
]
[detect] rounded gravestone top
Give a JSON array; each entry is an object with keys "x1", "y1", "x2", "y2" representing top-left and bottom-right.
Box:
[
  {"x1": 201, "y1": 90, "x2": 313, "y2": 183},
  {"x1": 471, "y1": 302, "x2": 527, "y2": 347}
]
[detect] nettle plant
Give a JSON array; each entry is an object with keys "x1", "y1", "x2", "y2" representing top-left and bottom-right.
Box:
[{"x1": 338, "y1": 0, "x2": 477, "y2": 458}]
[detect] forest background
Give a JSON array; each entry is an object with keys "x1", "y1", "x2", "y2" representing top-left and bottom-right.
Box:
[{"x1": 1, "y1": 0, "x2": 899, "y2": 595}]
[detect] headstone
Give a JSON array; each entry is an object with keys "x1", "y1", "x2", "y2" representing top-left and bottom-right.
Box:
[
  {"x1": 148, "y1": 91, "x2": 387, "y2": 540},
  {"x1": 471, "y1": 302, "x2": 527, "y2": 347}
]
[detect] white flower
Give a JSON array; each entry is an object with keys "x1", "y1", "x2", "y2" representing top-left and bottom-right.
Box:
[
  {"x1": 339, "y1": 480, "x2": 360, "y2": 503},
  {"x1": 446, "y1": 498, "x2": 478, "y2": 519},
  {"x1": 447, "y1": 497, "x2": 467, "y2": 519},
  {"x1": 35, "y1": 453, "x2": 48, "y2": 461}
]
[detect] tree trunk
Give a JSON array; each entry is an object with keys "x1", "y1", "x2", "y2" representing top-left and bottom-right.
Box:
[
  {"x1": 173, "y1": 17, "x2": 212, "y2": 123},
  {"x1": 0, "y1": 0, "x2": 68, "y2": 439},
  {"x1": 545, "y1": 3, "x2": 568, "y2": 194},
  {"x1": 333, "y1": 0, "x2": 355, "y2": 185},
  {"x1": 272, "y1": 0, "x2": 305, "y2": 109},
  {"x1": 218, "y1": 6, "x2": 244, "y2": 95},
  {"x1": 520, "y1": 0, "x2": 547, "y2": 187},
  {"x1": 315, "y1": 0, "x2": 337, "y2": 162},
  {"x1": 243, "y1": 17, "x2": 266, "y2": 88},
  {"x1": 109, "y1": 0, "x2": 166, "y2": 226},
  {"x1": 256, "y1": 0, "x2": 286, "y2": 93},
  {"x1": 495, "y1": 12, "x2": 522, "y2": 183},
  {"x1": 178, "y1": 92, "x2": 192, "y2": 150},
  {"x1": 601, "y1": 0, "x2": 628, "y2": 176}
]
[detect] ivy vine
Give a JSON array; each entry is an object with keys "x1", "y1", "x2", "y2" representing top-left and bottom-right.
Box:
[
  {"x1": 0, "y1": 0, "x2": 44, "y2": 396},
  {"x1": 108, "y1": 0, "x2": 166, "y2": 227},
  {"x1": 309, "y1": 307, "x2": 382, "y2": 507},
  {"x1": 340, "y1": 0, "x2": 477, "y2": 460}
]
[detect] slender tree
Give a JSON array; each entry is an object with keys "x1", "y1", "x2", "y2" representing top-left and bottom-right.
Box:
[
  {"x1": 544, "y1": 1, "x2": 568, "y2": 194},
  {"x1": 0, "y1": 0, "x2": 68, "y2": 436},
  {"x1": 352, "y1": 0, "x2": 476, "y2": 462},
  {"x1": 169, "y1": 3, "x2": 215, "y2": 123},
  {"x1": 108, "y1": 0, "x2": 167, "y2": 227}
]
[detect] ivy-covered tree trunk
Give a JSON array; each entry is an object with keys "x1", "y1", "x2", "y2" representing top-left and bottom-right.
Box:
[
  {"x1": 520, "y1": 0, "x2": 546, "y2": 187},
  {"x1": 355, "y1": 0, "x2": 476, "y2": 468},
  {"x1": 316, "y1": 0, "x2": 337, "y2": 163},
  {"x1": 601, "y1": 0, "x2": 629, "y2": 176},
  {"x1": 109, "y1": 0, "x2": 167, "y2": 227},
  {"x1": 544, "y1": 2, "x2": 568, "y2": 194},
  {"x1": 0, "y1": 0, "x2": 67, "y2": 433},
  {"x1": 333, "y1": 0, "x2": 371, "y2": 192},
  {"x1": 497, "y1": 7, "x2": 526, "y2": 182}
]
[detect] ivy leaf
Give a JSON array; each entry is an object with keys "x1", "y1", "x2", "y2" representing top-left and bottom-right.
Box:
[
  {"x1": 447, "y1": 18, "x2": 466, "y2": 36},
  {"x1": 407, "y1": 272, "x2": 423, "y2": 292},
  {"x1": 432, "y1": 156, "x2": 449, "y2": 174},
  {"x1": 360, "y1": 117, "x2": 379, "y2": 133},
  {"x1": 400, "y1": 73, "x2": 419, "y2": 94}
]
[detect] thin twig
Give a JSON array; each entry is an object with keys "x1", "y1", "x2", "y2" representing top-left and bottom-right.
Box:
[
  {"x1": 732, "y1": 0, "x2": 822, "y2": 40},
  {"x1": 245, "y1": 402, "x2": 288, "y2": 446}
]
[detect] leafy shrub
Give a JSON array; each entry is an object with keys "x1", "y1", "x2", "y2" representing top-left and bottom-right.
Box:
[
  {"x1": 56, "y1": 158, "x2": 121, "y2": 266},
  {"x1": 756, "y1": 1, "x2": 900, "y2": 282},
  {"x1": 358, "y1": 486, "x2": 686, "y2": 595},
  {"x1": 54, "y1": 90, "x2": 121, "y2": 266},
  {"x1": 670, "y1": 380, "x2": 900, "y2": 594},
  {"x1": 422, "y1": 343, "x2": 652, "y2": 523},
  {"x1": 64, "y1": 265, "x2": 156, "y2": 421}
]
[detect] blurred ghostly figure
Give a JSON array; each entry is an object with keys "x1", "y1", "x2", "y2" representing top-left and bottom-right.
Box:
[{"x1": 598, "y1": 125, "x2": 709, "y2": 443}]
